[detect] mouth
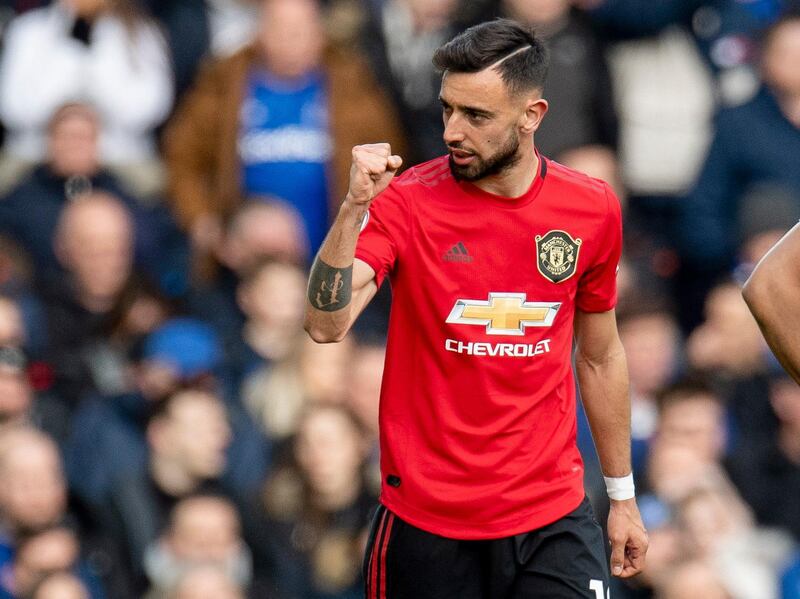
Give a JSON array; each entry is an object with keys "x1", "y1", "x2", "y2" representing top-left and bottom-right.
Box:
[{"x1": 449, "y1": 148, "x2": 476, "y2": 166}]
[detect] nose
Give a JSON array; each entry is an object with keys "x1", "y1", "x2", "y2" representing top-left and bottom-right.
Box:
[{"x1": 443, "y1": 113, "x2": 465, "y2": 146}]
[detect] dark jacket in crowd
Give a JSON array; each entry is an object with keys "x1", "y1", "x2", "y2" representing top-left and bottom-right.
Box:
[
  {"x1": 677, "y1": 88, "x2": 800, "y2": 272},
  {"x1": 728, "y1": 439, "x2": 800, "y2": 540}
]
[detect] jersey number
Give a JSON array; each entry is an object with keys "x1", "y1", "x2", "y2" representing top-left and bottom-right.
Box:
[{"x1": 590, "y1": 579, "x2": 610, "y2": 599}]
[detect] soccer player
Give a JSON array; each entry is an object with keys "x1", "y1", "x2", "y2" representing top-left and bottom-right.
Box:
[
  {"x1": 304, "y1": 19, "x2": 647, "y2": 598},
  {"x1": 743, "y1": 223, "x2": 800, "y2": 384}
]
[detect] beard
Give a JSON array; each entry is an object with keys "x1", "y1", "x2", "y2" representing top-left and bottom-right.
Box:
[{"x1": 448, "y1": 131, "x2": 522, "y2": 182}]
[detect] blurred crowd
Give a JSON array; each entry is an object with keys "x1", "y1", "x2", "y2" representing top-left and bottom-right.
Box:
[{"x1": 0, "y1": 0, "x2": 796, "y2": 597}]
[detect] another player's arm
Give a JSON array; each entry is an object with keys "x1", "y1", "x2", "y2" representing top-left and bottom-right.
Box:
[
  {"x1": 742, "y1": 223, "x2": 800, "y2": 384},
  {"x1": 573, "y1": 309, "x2": 648, "y2": 579},
  {"x1": 304, "y1": 144, "x2": 402, "y2": 343}
]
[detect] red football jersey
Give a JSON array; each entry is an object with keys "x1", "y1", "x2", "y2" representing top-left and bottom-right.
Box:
[{"x1": 355, "y1": 153, "x2": 622, "y2": 539}]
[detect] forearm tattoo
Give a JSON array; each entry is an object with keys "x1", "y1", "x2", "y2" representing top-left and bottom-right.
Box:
[{"x1": 308, "y1": 258, "x2": 353, "y2": 312}]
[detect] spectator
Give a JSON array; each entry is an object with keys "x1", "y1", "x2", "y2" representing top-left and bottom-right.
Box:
[
  {"x1": 346, "y1": 337, "x2": 385, "y2": 491},
  {"x1": 500, "y1": 0, "x2": 620, "y2": 191},
  {"x1": 0, "y1": 103, "x2": 179, "y2": 283},
  {"x1": 0, "y1": 0, "x2": 174, "y2": 194},
  {"x1": 677, "y1": 12, "x2": 800, "y2": 312},
  {"x1": 674, "y1": 485, "x2": 790, "y2": 599},
  {"x1": 242, "y1": 334, "x2": 353, "y2": 448},
  {"x1": 168, "y1": 566, "x2": 244, "y2": 599},
  {"x1": 0, "y1": 429, "x2": 71, "y2": 596},
  {"x1": 42, "y1": 192, "x2": 135, "y2": 404},
  {"x1": 104, "y1": 388, "x2": 234, "y2": 594},
  {"x1": 6, "y1": 526, "x2": 105, "y2": 599},
  {"x1": 64, "y1": 317, "x2": 221, "y2": 511},
  {"x1": 165, "y1": 0, "x2": 405, "y2": 264},
  {"x1": 247, "y1": 404, "x2": 375, "y2": 599},
  {"x1": 143, "y1": 495, "x2": 251, "y2": 599},
  {"x1": 618, "y1": 304, "x2": 683, "y2": 474},
  {"x1": 30, "y1": 572, "x2": 90, "y2": 599},
  {"x1": 232, "y1": 259, "x2": 307, "y2": 391},
  {"x1": 618, "y1": 430, "x2": 792, "y2": 598},
  {"x1": 66, "y1": 318, "x2": 269, "y2": 518},
  {"x1": 0, "y1": 428, "x2": 66, "y2": 532},
  {"x1": 186, "y1": 200, "x2": 308, "y2": 353},
  {"x1": 655, "y1": 379, "x2": 727, "y2": 464},
  {"x1": 728, "y1": 375, "x2": 800, "y2": 540},
  {"x1": 685, "y1": 280, "x2": 779, "y2": 444}
]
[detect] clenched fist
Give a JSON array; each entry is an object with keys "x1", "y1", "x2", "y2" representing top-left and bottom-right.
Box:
[{"x1": 346, "y1": 143, "x2": 403, "y2": 206}]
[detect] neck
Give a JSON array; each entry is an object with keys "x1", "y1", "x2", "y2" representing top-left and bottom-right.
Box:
[
  {"x1": 472, "y1": 145, "x2": 539, "y2": 198},
  {"x1": 150, "y1": 457, "x2": 202, "y2": 497}
]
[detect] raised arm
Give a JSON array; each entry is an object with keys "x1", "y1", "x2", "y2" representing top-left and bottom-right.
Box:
[
  {"x1": 743, "y1": 223, "x2": 800, "y2": 384},
  {"x1": 574, "y1": 309, "x2": 648, "y2": 579},
  {"x1": 304, "y1": 144, "x2": 402, "y2": 343}
]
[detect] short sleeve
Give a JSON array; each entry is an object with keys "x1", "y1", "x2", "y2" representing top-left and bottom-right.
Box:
[
  {"x1": 575, "y1": 183, "x2": 622, "y2": 313},
  {"x1": 354, "y1": 181, "x2": 409, "y2": 288}
]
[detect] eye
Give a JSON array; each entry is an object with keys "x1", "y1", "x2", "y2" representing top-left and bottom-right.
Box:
[{"x1": 467, "y1": 112, "x2": 486, "y2": 124}]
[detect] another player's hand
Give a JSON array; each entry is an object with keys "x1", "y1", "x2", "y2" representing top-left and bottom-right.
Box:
[
  {"x1": 346, "y1": 143, "x2": 403, "y2": 206},
  {"x1": 607, "y1": 498, "x2": 648, "y2": 578}
]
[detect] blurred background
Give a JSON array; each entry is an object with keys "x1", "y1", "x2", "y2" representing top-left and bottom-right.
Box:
[{"x1": 0, "y1": 0, "x2": 797, "y2": 597}]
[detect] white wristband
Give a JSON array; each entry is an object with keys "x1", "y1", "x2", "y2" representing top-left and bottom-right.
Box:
[{"x1": 604, "y1": 473, "x2": 635, "y2": 500}]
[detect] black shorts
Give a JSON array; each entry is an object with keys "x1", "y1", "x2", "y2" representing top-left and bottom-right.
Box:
[{"x1": 363, "y1": 496, "x2": 609, "y2": 599}]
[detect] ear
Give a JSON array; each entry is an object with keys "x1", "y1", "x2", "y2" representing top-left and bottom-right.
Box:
[{"x1": 520, "y1": 97, "x2": 549, "y2": 135}]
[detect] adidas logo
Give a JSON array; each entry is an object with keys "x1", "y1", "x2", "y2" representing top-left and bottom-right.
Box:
[{"x1": 443, "y1": 242, "x2": 474, "y2": 263}]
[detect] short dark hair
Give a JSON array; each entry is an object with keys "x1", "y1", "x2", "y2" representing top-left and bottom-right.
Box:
[
  {"x1": 146, "y1": 385, "x2": 220, "y2": 428},
  {"x1": 432, "y1": 19, "x2": 549, "y2": 95},
  {"x1": 656, "y1": 377, "x2": 721, "y2": 415}
]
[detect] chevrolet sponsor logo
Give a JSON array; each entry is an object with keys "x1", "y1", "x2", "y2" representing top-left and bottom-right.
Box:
[
  {"x1": 446, "y1": 293, "x2": 560, "y2": 336},
  {"x1": 445, "y1": 338, "x2": 552, "y2": 357}
]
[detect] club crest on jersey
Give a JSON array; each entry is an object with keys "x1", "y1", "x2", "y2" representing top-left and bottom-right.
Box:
[{"x1": 535, "y1": 230, "x2": 582, "y2": 283}]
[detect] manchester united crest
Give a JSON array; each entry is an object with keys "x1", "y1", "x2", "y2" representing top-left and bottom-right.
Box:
[{"x1": 535, "y1": 230, "x2": 582, "y2": 283}]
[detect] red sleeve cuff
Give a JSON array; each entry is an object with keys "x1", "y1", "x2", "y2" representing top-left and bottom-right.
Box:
[
  {"x1": 355, "y1": 249, "x2": 386, "y2": 288},
  {"x1": 575, "y1": 295, "x2": 617, "y2": 313}
]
